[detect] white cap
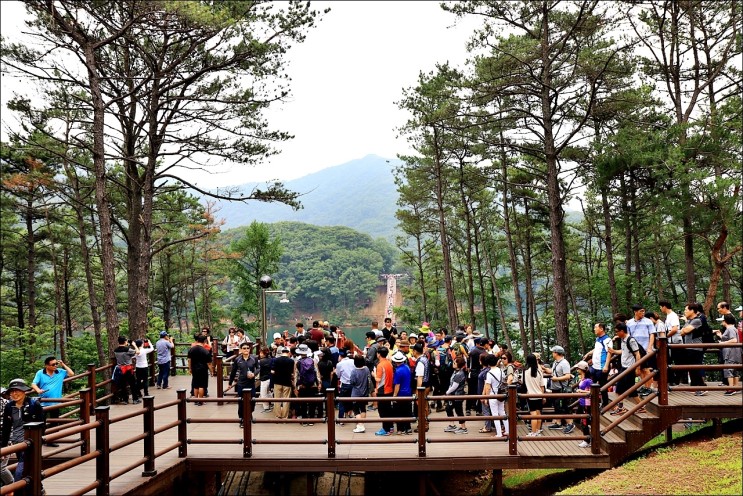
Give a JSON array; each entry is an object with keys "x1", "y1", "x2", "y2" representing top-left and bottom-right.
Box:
[
  {"x1": 735, "y1": 306, "x2": 743, "y2": 311},
  {"x1": 273, "y1": 332, "x2": 282, "y2": 339},
  {"x1": 716, "y1": 317, "x2": 724, "y2": 322}
]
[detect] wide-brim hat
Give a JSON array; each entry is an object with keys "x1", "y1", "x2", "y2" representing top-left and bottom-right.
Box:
[
  {"x1": 296, "y1": 344, "x2": 311, "y2": 356},
  {"x1": 7, "y1": 379, "x2": 32, "y2": 393},
  {"x1": 391, "y1": 351, "x2": 407, "y2": 363}
]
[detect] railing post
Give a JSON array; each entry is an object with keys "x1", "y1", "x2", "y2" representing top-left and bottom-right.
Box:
[
  {"x1": 22, "y1": 421, "x2": 44, "y2": 496},
  {"x1": 507, "y1": 385, "x2": 518, "y2": 455},
  {"x1": 79, "y1": 388, "x2": 92, "y2": 456},
  {"x1": 177, "y1": 389, "x2": 187, "y2": 458},
  {"x1": 216, "y1": 355, "x2": 224, "y2": 406},
  {"x1": 87, "y1": 363, "x2": 98, "y2": 411},
  {"x1": 590, "y1": 383, "x2": 601, "y2": 455},
  {"x1": 142, "y1": 396, "x2": 157, "y2": 476},
  {"x1": 326, "y1": 388, "x2": 336, "y2": 458},
  {"x1": 171, "y1": 345, "x2": 177, "y2": 376},
  {"x1": 657, "y1": 336, "x2": 668, "y2": 406},
  {"x1": 95, "y1": 406, "x2": 111, "y2": 496},
  {"x1": 243, "y1": 388, "x2": 253, "y2": 458},
  {"x1": 212, "y1": 344, "x2": 218, "y2": 372},
  {"x1": 416, "y1": 387, "x2": 426, "y2": 457}
]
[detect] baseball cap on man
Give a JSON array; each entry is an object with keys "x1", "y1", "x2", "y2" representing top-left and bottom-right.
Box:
[
  {"x1": 273, "y1": 332, "x2": 282, "y2": 339},
  {"x1": 550, "y1": 345, "x2": 565, "y2": 355},
  {"x1": 8, "y1": 378, "x2": 32, "y2": 393},
  {"x1": 160, "y1": 331, "x2": 168, "y2": 337},
  {"x1": 278, "y1": 346, "x2": 290, "y2": 354}
]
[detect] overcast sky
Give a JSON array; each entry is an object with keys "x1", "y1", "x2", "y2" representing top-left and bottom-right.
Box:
[{"x1": 0, "y1": 1, "x2": 480, "y2": 189}]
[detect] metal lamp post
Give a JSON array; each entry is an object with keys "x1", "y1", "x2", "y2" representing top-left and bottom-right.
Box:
[{"x1": 258, "y1": 275, "x2": 288, "y2": 349}]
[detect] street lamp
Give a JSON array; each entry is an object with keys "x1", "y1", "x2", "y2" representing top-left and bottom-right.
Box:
[{"x1": 258, "y1": 275, "x2": 288, "y2": 348}]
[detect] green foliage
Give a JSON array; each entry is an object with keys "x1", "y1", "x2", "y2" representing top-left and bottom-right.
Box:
[{"x1": 0, "y1": 324, "x2": 54, "y2": 386}]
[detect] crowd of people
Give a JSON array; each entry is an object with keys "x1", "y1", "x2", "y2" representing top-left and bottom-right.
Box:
[
  {"x1": 214, "y1": 301, "x2": 741, "y2": 447},
  {"x1": 1, "y1": 301, "x2": 740, "y2": 492}
]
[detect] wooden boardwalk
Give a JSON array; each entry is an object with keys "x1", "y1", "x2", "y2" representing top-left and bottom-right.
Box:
[{"x1": 31, "y1": 372, "x2": 741, "y2": 495}]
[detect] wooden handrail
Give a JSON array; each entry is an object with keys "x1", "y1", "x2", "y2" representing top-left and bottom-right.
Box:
[
  {"x1": 602, "y1": 349, "x2": 656, "y2": 392},
  {"x1": 668, "y1": 342, "x2": 743, "y2": 348},
  {"x1": 602, "y1": 372, "x2": 655, "y2": 414}
]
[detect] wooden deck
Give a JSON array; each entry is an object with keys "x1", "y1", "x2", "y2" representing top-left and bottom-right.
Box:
[{"x1": 31, "y1": 374, "x2": 742, "y2": 495}]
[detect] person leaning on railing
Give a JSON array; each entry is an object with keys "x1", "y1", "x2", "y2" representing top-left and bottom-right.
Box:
[
  {"x1": 1, "y1": 379, "x2": 45, "y2": 485},
  {"x1": 31, "y1": 356, "x2": 74, "y2": 447}
]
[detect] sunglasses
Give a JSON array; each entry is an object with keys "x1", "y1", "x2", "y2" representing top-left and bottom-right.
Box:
[{"x1": 48, "y1": 362, "x2": 58, "y2": 366}]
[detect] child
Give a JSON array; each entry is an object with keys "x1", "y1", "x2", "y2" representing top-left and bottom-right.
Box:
[{"x1": 573, "y1": 361, "x2": 593, "y2": 448}]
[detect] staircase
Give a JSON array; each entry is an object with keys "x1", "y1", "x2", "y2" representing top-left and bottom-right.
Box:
[{"x1": 600, "y1": 398, "x2": 683, "y2": 464}]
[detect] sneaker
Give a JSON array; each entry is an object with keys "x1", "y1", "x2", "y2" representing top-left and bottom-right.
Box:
[
  {"x1": 352, "y1": 426, "x2": 365, "y2": 433},
  {"x1": 307, "y1": 423, "x2": 314, "y2": 426},
  {"x1": 694, "y1": 391, "x2": 708, "y2": 397},
  {"x1": 563, "y1": 424, "x2": 575, "y2": 434},
  {"x1": 45, "y1": 442, "x2": 60, "y2": 448},
  {"x1": 548, "y1": 423, "x2": 563, "y2": 430},
  {"x1": 454, "y1": 427, "x2": 468, "y2": 434},
  {"x1": 465, "y1": 410, "x2": 472, "y2": 416},
  {"x1": 535, "y1": 429, "x2": 543, "y2": 436},
  {"x1": 155, "y1": 385, "x2": 161, "y2": 389},
  {"x1": 444, "y1": 425, "x2": 458, "y2": 433},
  {"x1": 375, "y1": 429, "x2": 390, "y2": 436},
  {"x1": 132, "y1": 399, "x2": 142, "y2": 404},
  {"x1": 403, "y1": 429, "x2": 413, "y2": 435},
  {"x1": 722, "y1": 390, "x2": 734, "y2": 396},
  {"x1": 578, "y1": 441, "x2": 590, "y2": 448},
  {"x1": 239, "y1": 421, "x2": 243, "y2": 428},
  {"x1": 163, "y1": 386, "x2": 171, "y2": 390}
]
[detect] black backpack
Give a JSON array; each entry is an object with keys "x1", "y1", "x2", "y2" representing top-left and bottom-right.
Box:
[{"x1": 694, "y1": 315, "x2": 715, "y2": 344}]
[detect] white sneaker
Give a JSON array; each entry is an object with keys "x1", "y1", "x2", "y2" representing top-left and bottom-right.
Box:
[
  {"x1": 444, "y1": 425, "x2": 458, "y2": 433},
  {"x1": 352, "y1": 425, "x2": 365, "y2": 433},
  {"x1": 578, "y1": 441, "x2": 590, "y2": 448}
]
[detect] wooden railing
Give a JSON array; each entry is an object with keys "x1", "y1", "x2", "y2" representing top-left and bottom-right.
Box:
[
  {"x1": 4, "y1": 338, "x2": 741, "y2": 495},
  {"x1": 0, "y1": 390, "x2": 187, "y2": 496},
  {"x1": 185, "y1": 385, "x2": 602, "y2": 458}
]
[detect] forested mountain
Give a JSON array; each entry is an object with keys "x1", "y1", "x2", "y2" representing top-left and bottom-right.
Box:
[{"x1": 214, "y1": 155, "x2": 400, "y2": 240}]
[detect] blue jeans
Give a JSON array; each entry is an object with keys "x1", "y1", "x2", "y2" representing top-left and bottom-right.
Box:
[
  {"x1": 13, "y1": 451, "x2": 24, "y2": 482},
  {"x1": 157, "y1": 362, "x2": 170, "y2": 388}
]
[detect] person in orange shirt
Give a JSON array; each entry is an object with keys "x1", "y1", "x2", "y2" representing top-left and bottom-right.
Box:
[{"x1": 374, "y1": 346, "x2": 395, "y2": 436}]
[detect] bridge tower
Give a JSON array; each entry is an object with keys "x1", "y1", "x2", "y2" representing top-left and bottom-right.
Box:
[{"x1": 380, "y1": 273, "x2": 406, "y2": 323}]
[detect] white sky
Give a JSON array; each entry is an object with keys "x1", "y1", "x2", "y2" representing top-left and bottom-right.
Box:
[{"x1": 0, "y1": 1, "x2": 480, "y2": 189}]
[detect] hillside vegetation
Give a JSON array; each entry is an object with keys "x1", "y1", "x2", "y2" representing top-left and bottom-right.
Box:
[{"x1": 214, "y1": 155, "x2": 400, "y2": 240}]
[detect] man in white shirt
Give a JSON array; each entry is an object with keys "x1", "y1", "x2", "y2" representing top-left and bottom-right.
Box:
[
  {"x1": 660, "y1": 301, "x2": 681, "y2": 385},
  {"x1": 335, "y1": 350, "x2": 356, "y2": 421}
]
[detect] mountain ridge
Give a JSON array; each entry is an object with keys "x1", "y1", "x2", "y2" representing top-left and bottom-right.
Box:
[{"x1": 213, "y1": 154, "x2": 400, "y2": 240}]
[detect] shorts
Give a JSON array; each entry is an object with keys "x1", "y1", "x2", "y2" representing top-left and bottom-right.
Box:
[
  {"x1": 723, "y1": 361, "x2": 740, "y2": 379},
  {"x1": 352, "y1": 400, "x2": 367, "y2": 416},
  {"x1": 192, "y1": 369, "x2": 209, "y2": 389},
  {"x1": 616, "y1": 368, "x2": 638, "y2": 398},
  {"x1": 527, "y1": 398, "x2": 543, "y2": 412}
]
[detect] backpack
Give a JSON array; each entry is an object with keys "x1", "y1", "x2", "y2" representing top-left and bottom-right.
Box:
[
  {"x1": 488, "y1": 370, "x2": 507, "y2": 395},
  {"x1": 440, "y1": 348, "x2": 453, "y2": 373},
  {"x1": 297, "y1": 357, "x2": 316, "y2": 386},
  {"x1": 415, "y1": 355, "x2": 430, "y2": 387},
  {"x1": 629, "y1": 337, "x2": 647, "y2": 359},
  {"x1": 693, "y1": 316, "x2": 715, "y2": 344}
]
